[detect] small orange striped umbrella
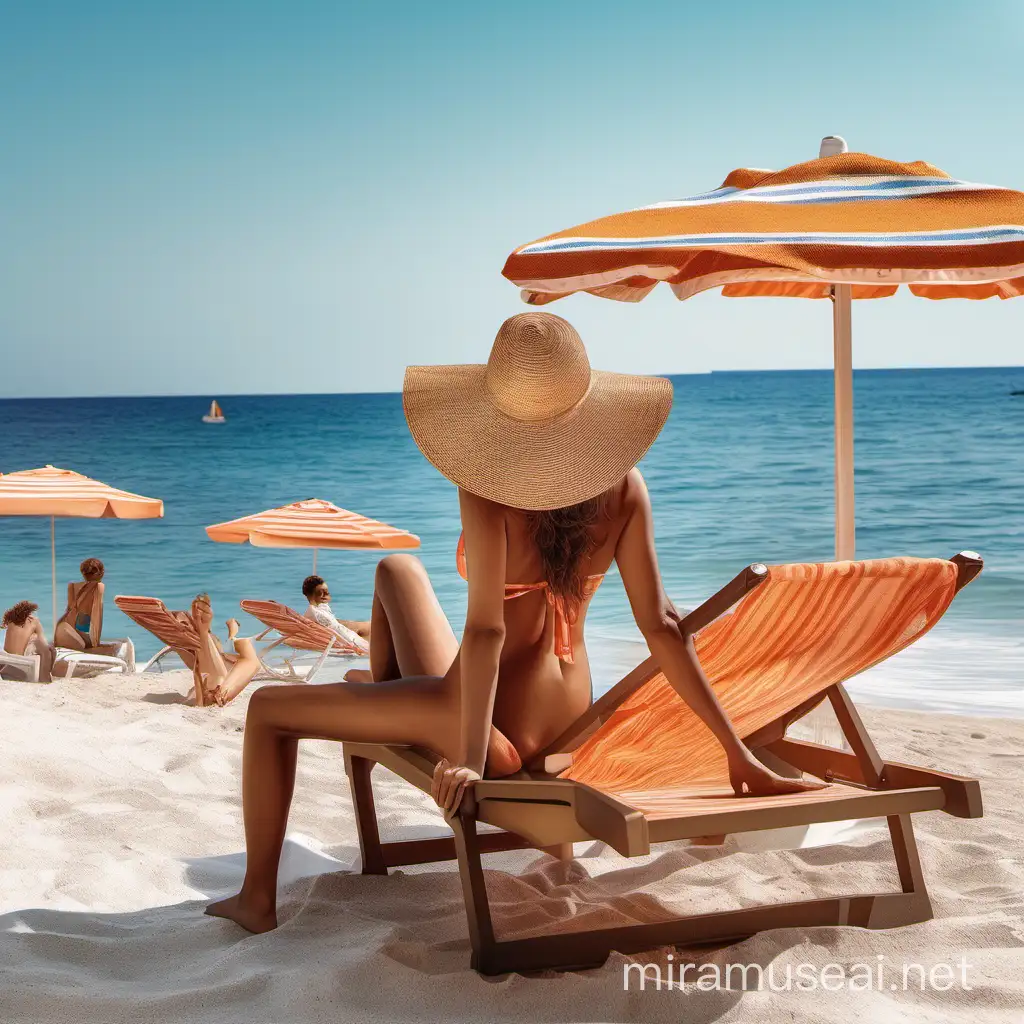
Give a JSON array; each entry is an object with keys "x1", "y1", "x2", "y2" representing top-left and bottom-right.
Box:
[
  {"x1": 206, "y1": 498, "x2": 420, "y2": 571},
  {"x1": 0, "y1": 465, "x2": 164, "y2": 628}
]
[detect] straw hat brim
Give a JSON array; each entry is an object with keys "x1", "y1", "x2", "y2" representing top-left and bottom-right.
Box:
[{"x1": 403, "y1": 366, "x2": 673, "y2": 510}]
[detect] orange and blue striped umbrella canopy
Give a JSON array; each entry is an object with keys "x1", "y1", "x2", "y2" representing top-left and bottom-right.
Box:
[
  {"x1": 0, "y1": 465, "x2": 164, "y2": 518},
  {"x1": 206, "y1": 498, "x2": 420, "y2": 551},
  {"x1": 503, "y1": 151, "x2": 1024, "y2": 303}
]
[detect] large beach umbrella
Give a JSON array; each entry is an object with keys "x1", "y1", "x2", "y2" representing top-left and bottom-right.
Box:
[
  {"x1": 206, "y1": 498, "x2": 420, "y2": 571},
  {"x1": 502, "y1": 137, "x2": 1024, "y2": 559},
  {"x1": 0, "y1": 465, "x2": 164, "y2": 628}
]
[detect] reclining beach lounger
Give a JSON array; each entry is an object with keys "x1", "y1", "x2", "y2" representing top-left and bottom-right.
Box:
[
  {"x1": 54, "y1": 642, "x2": 134, "y2": 678},
  {"x1": 341, "y1": 552, "x2": 984, "y2": 975},
  {"x1": 240, "y1": 600, "x2": 366, "y2": 683},
  {"x1": 113, "y1": 594, "x2": 293, "y2": 680},
  {"x1": 0, "y1": 650, "x2": 40, "y2": 681},
  {"x1": 114, "y1": 595, "x2": 205, "y2": 672},
  {"x1": 0, "y1": 644, "x2": 133, "y2": 681}
]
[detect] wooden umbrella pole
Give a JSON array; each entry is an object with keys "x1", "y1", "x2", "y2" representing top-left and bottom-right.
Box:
[
  {"x1": 51, "y1": 515, "x2": 58, "y2": 632},
  {"x1": 832, "y1": 284, "x2": 856, "y2": 561},
  {"x1": 819, "y1": 136, "x2": 855, "y2": 562}
]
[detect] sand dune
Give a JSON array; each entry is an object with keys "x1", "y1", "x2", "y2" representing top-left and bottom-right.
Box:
[{"x1": 1, "y1": 670, "x2": 1022, "y2": 1023}]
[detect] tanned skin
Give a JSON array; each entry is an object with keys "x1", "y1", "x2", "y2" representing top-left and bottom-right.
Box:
[{"x1": 207, "y1": 469, "x2": 820, "y2": 934}]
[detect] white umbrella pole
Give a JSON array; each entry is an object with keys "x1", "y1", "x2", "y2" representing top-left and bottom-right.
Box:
[
  {"x1": 51, "y1": 515, "x2": 58, "y2": 632},
  {"x1": 312, "y1": 548, "x2": 317, "y2": 573},
  {"x1": 832, "y1": 284, "x2": 856, "y2": 560}
]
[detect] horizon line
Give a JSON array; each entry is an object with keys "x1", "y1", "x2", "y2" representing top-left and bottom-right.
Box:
[{"x1": 1, "y1": 363, "x2": 1021, "y2": 403}]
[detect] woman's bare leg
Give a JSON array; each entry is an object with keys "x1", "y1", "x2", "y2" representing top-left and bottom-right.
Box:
[
  {"x1": 28, "y1": 641, "x2": 55, "y2": 682},
  {"x1": 53, "y1": 621, "x2": 85, "y2": 651},
  {"x1": 345, "y1": 554, "x2": 458, "y2": 684},
  {"x1": 340, "y1": 619, "x2": 371, "y2": 640},
  {"x1": 211, "y1": 622, "x2": 263, "y2": 706},
  {"x1": 192, "y1": 595, "x2": 228, "y2": 707},
  {"x1": 207, "y1": 555, "x2": 470, "y2": 932},
  {"x1": 356, "y1": 557, "x2": 521, "y2": 777},
  {"x1": 205, "y1": 672, "x2": 458, "y2": 931}
]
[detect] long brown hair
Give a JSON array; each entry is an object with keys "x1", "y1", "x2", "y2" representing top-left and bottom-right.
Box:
[{"x1": 524, "y1": 491, "x2": 611, "y2": 613}]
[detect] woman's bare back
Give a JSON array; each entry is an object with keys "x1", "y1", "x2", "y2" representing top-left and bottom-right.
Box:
[
  {"x1": 54, "y1": 581, "x2": 104, "y2": 650},
  {"x1": 458, "y1": 481, "x2": 631, "y2": 762}
]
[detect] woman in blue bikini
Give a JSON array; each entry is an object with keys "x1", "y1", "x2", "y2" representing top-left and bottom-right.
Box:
[{"x1": 53, "y1": 557, "x2": 107, "y2": 650}]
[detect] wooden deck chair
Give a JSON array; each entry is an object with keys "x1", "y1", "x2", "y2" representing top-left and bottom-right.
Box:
[
  {"x1": 341, "y1": 551, "x2": 985, "y2": 975},
  {"x1": 113, "y1": 594, "x2": 293, "y2": 680},
  {"x1": 240, "y1": 600, "x2": 367, "y2": 682}
]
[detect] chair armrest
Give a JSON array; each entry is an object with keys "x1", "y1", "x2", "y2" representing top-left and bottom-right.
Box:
[{"x1": 765, "y1": 738, "x2": 983, "y2": 818}]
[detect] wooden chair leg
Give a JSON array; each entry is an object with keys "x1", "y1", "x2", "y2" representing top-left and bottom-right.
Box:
[
  {"x1": 452, "y1": 812, "x2": 497, "y2": 973},
  {"x1": 540, "y1": 843, "x2": 574, "y2": 861},
  {"x1": 888, "y1": 813, "x2": 927, "y2": 895},
  {"x1": 344, "y1": 753, "x2": 388, "y2": 875},
  {"x1": 852, "y1": 813, "x2": 932, "y2": 929}
]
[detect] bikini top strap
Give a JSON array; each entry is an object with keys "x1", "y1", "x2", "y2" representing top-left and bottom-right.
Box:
[{"x1": 455, "y1": 531, "x2": 603, "y2": 664}]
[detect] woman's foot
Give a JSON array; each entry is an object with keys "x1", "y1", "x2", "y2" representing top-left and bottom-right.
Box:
[
  {"x1": 205, "y1": 892, "x2": 278, "y2": 933},
  {"x1": 343, "y1": 668, "x2": 373, "y2": 683},
  {"x1": 212, "y1": 676, "x2": 251, "y2": 706},
  {"x1": 192, "y1": 594, "x2": 214, "y2": 633}
]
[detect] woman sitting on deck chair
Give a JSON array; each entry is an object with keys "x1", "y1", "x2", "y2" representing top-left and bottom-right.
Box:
[
  {"x1": 52, "y1": 557, "x2": 134, "y2": 671},
  {"x1": 2, "y1": 601, "x2": 55, "y2": 681},
  {"x1": 53, "y1": 557, "x2": 107, "y2": 651},
  {"x1": 207, "y1": 313, "x2": 821, "y2": 934}
]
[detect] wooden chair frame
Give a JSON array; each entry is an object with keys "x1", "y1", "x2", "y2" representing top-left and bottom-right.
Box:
[{"x1": 341, "y1": 552, "x2": 984, "y2": 975}]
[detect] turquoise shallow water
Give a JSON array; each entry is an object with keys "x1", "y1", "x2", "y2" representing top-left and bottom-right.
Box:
[{"x1": 1, "y1": 367, "x2": 1021, "y2": 713}]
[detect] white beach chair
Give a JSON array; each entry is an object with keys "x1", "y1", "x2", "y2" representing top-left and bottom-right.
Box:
[
  {"x1": 0, "y1": 639, "x2": 134, "y2": 682},
  {"x1": 0, "y1": 649, "x2": 42, "y2": 682},
  {"x1": 54, "y1": 638, "x2": 135, "y2": 678}
]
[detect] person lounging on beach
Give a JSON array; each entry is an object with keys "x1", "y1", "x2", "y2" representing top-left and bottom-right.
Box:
[
  {"x1": 53, "y1": 557, "x2": 136, "y2": 673},
  {"x1": 3, "y1": 601, "x2": 55, "y2": 682},
  {"x1": 53, "y1": 557, "x2": 106, "y2": 650},
  {"x1": 206, "y1": 312, "x2": 821, "y2": 935},
  {"x1": 187, "y1": 594, "x2": 263, "y2": 708},
  {"x1": 302, "y1": 575, "x2": 371, "y2": 653}
]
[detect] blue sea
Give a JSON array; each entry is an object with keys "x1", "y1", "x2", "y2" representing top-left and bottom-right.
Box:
[{"x1": 1, "y1": 367, "x2": 1022, "y2": 715}]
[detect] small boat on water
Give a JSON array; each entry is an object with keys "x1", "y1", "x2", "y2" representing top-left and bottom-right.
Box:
[{"x1": 202, "y1": 400, "x2": 226, "y2": 424}]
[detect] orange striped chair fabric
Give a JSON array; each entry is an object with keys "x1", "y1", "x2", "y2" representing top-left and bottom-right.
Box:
[
  {"x1": 240, "y1": 600, "x2": 366, "y2": 656},
  {"x1": 113, "y1": 595, "x2": 201, "y2": 655},
  {"x1": 563, "y1": 558, "x2": 959, "y2": 814}
]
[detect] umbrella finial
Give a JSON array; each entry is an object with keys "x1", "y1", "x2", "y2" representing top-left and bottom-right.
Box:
[{"x1": 819, "y1": 135, "x2": 848, "y2": 157}]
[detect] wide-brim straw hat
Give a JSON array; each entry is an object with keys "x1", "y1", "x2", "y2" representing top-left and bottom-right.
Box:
[{"x1": 403, "y1": 312, "x2": 673, "y2": 510}]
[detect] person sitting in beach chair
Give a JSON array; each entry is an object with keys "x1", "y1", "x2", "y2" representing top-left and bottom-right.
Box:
[
  {"x1": 53, "y1": 558, "x2": 136, "y2": 673},
  {"x1": 207, "y1": 312, "x2": 817, "y2": 935},
  {"x1": 302, "y1": 575, "x2": 370, "y2": 650},
  {"x1": 2, "y1": 601, "x2": 55, "y2": 682},
  {"x1": 54, "y1": 557, "x2": 106, "y2": 650}
]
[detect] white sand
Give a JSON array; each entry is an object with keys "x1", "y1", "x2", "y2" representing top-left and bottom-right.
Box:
[{"x1": 1, "y1": 670, "x2": 1022, "y2": 1023}]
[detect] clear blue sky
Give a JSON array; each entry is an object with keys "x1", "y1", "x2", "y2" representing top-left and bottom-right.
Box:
[{"x1": 1, "y1": 0, "x2": 1022, "y2": 398}]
